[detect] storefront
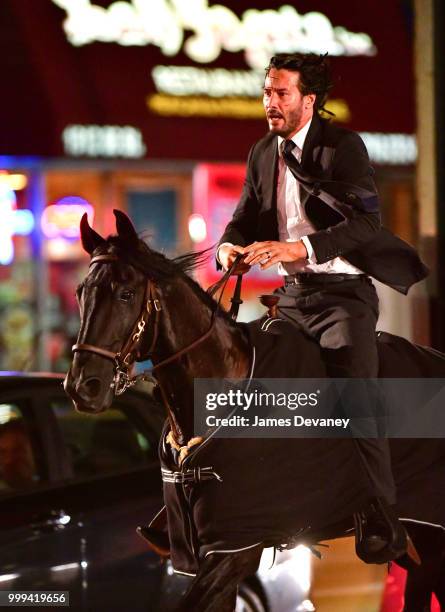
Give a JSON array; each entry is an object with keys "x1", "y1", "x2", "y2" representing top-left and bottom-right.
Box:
[{"x1": 1, "y1": 0, "x2": 421, "y2": 370}]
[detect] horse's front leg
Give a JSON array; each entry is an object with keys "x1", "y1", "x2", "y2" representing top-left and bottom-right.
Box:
[{"x1": 177, "y1": 544, "x2": 263, "y2": 612}]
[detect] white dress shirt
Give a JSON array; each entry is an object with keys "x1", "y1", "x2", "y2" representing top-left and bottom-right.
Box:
[
  {"x1": 218, "y1": 116, "x2": 362, "y2": 275},
  {"x1": 276, "y1": 118, "x2": 362, "y2": 275}
]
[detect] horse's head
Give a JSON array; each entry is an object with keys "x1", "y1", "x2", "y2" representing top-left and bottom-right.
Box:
[
  {"x1": 64, "y1": 210, "x2": 157, "y2": 413},
  {"x1": 65, "y1": 209, "x2": 248, "y2": 431}
]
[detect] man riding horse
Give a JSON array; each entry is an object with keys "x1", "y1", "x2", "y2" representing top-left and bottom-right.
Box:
[{"x1": 216, "y1": 52, "x2": 428, "y2": 565}]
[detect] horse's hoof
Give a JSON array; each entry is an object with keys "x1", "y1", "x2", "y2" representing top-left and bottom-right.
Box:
[{"x1": 136, "y1": 525, "x2": 171, "y2": 558}]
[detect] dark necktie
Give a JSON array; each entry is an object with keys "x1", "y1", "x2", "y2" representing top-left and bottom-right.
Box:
[
  {"x1": 283, "y1": 138, "x2": 297, "y2": 158},
  {"x1": 282, "y1": 139, "x2": 303, "y2": 176},
  {"x1": 280, "y1": 137, "x2": 378, "y2": 218}
]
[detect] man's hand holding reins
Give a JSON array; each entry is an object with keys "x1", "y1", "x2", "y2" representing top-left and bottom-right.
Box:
[
  {"x1": 243, "y1": 240, "x2": 308, "y2": 270},
  {"x1": 218, "y1": 244, "x2": 251, "y2": 275}
]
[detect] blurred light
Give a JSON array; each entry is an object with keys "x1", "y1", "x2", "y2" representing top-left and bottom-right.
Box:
[
  {"x1": 46, "y1": 238, "x2": 73, "y2": 259},
  {"x1": 0, "y1": 405, "x2": 16, "y2": 424},
  {"x1": 188, "y1": 213, "x2": 207, "y2": 243},
  {"x1": 0, "y1": 185, "x2": 34, "y2": 265},
  {"x1": 257, "y1": 545, "x2": 312, "y2": 595},
  {"x1": 297, "y1": 600, "x2": 316, "y2": 612},
  {"x1": 289, "y1": 545, "x2": 312, "y2": 593},
  {"x1": 59, "y1": 513, "x2": 71, "y2": 525},
  {"x1": 0, "y1": 574, "x2": 19, "y2": 583},
  {"x1": 41, "y1": 198, "x2": 94, "y2": 240},
  {"x1": 0, "y1": 172, "x2": 28, "y2": 190},
  {"x1": 15, "y1": 211, "x2": 34, "y2": 234},
  {"x1": 51, "y1": 563, "x2": 78, "y2": 573}
]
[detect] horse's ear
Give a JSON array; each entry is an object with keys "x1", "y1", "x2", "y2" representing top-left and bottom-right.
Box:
[
  {"x1": 114, "y1": 209, "x2": 138, "y2": 242},
  {"x1": 80, "y1": 213, "x2": 106, "y2": 254}
]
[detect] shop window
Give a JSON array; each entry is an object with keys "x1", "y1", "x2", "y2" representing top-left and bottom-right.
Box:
[{"x1": 128, "y1": 189, "x2": 177, "y2": 255}]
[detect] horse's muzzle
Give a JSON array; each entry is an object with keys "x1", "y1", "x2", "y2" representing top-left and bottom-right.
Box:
[{"x1": 63, "y1": 370, "x2": 113, "y2": 414}]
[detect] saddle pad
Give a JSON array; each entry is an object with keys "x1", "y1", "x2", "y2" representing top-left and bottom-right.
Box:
[{"x1": 160, "y1": 322, "x2": 445, "y2": 574}]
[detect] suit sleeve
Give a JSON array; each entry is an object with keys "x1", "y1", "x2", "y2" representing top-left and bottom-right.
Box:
[
  {"x1": 218, "y1": 145, "x2": 260, "y2": 250},
  {"x1": 306, "y1": 132, "x2": 381, "y2": 264}
]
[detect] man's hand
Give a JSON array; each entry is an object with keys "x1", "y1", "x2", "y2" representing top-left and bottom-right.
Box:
[
  {"x1": 243, "y1": 240, "x2": 308, "y2": 270},
  {"x1": 218, "y1": 244, "x2": 251, "y2": 275}
]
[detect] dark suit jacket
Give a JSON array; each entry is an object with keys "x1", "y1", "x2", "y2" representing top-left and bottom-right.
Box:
[{"x1": 219, "y1": 115, "x2": 428, "y2": 294}]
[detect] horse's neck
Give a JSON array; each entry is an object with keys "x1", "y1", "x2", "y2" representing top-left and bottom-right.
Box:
[{"x1": 153, "y1": 277, "x2": 250, "y2": 445}]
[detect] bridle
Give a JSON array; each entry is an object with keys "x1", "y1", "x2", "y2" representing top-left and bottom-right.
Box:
[
  {"x1": 72, "y1": 252, "x2": 242, "y2": 395},
  {"x1": 72, "y1": 254, "x2": 163, "y2": 394}
]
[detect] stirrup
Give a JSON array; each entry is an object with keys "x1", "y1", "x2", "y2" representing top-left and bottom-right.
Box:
[{"x1": 354, "y1": 497, "x2": 409, "y2": 565}]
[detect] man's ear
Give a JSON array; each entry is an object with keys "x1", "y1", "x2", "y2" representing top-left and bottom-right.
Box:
[
  {"x1": 80, "y1": 213, "x2": 106, "y2": 254},
  {"x1": 306, "y1": 93, "x2": 316, "y2": 109},
  {"x1": 114, "y1": 209, "x2": 138, "y2": 242}
]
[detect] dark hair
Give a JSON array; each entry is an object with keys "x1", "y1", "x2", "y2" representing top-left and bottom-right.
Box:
[{"x1": 265, "y1": 53, "x2": 333, "y2": 113}]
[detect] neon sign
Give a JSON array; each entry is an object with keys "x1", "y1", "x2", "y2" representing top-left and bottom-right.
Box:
[
  {"x1": 52, "y1": 0, "x2": 376, "y2": 68},
  {"x1": 41, "y1": 197, "x2": 94, "y2": 240},
  {"x1": 0, "y1": 185, "x2": 34, "y2": 265}
]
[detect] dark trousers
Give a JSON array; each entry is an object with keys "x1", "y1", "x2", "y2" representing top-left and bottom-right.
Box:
[{"x1": 274, "y1": 275, "x2": 396, "y2": 504}]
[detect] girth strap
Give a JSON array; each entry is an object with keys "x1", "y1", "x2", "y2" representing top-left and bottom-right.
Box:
[{"x1": 161, "y1": 466, "x2": 223, "y2": 484}]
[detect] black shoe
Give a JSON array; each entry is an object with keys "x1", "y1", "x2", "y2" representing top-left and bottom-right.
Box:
[
  {"x1": 136, "y1": 525, "x2": 170, "y2": 558},
  {"x1": 354, "y1": 497, "x2": 407, "y2": 564}
]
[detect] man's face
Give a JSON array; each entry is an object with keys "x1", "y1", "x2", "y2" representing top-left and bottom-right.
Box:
[{"x1": 263, "y1": 68, "x2": 314, "y2": 138}]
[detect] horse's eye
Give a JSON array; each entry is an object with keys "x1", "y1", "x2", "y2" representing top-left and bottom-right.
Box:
[{"x1": 119, "y1": 289, "x2": 135, "y2": 302}]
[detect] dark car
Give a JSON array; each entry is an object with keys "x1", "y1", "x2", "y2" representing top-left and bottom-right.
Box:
[{"x1": 0, "y1": 373, "x2": 313, "y2": 612}]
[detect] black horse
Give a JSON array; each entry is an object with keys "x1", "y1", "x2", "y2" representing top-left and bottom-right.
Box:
[{"x1": 65, "y1": 210, "x2": 445, "y2": 612}]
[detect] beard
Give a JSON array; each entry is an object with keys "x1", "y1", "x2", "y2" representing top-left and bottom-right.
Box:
[{"x1": 266, "y1": 106, "x2": 304, "y2": 137}]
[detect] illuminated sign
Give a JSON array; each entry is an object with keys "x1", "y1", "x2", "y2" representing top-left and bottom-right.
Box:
[
  {"x1": 359, "y1": 133, "x2": 417, "y2": 165},
  {"x1": 149, "y1": 64, "x2": 351, "y2": 120},
  {"x1": 193, "y1": 163, "x2": 279, "y2": 287},
  {"x1": 152, "y1": 65, "x2": 264, "y2": 98},
  {"x1": 148, "y1": 86, "x2": 351, "y2": 122},
  {"x1": 0, "y1": 185, "x2": 34, "y2": 265},
  {"x1": 41, "y1": 198, "x2": 94, "y2": 240},
  {"x1": 62, "y1": 125, "x2": 146, "y2": 158},
  {"x1": 52, "y1": 0, "x2": 376, "y2": 68}
]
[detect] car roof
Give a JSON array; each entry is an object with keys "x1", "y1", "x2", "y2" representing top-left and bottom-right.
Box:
[
  {"x1": 0, "y1": 371, "x2": 65, "y2": 380},
  {"x1": 0, "y1": 372, "x2": 66, "y2": 387},
  {"x1": 0, "y1": 371, "x2": 155, "y2": 400}
]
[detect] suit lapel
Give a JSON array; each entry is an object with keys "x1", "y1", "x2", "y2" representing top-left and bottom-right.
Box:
[
  {"x1": 260, "y1": 135, "x2": 278, "y2": 212},
  {"x1": 301, "y1": 114, "x2": 323, "y2": 169},
  {"x1": 300, "y1": 115, "x2": 323, "y2": 207}
]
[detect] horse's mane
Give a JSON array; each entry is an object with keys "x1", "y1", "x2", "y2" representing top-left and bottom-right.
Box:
[{"x1": 102, "y1": 235, "x2": 238, "y2": 327}]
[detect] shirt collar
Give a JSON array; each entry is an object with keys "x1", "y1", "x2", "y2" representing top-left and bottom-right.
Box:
[{"x1": 277, "y1": 117, "x2": 312, "y2": 155}]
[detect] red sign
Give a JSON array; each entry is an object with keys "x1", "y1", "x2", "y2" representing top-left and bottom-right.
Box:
[
  {"x1": 193, "y1": 163, "x2": 280, "y2": 289},
  {"x1": 3, "y1": 0, "x2": 415, "y2": 160}
]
